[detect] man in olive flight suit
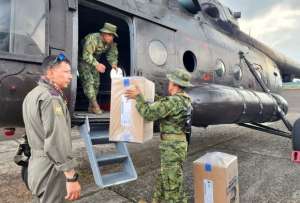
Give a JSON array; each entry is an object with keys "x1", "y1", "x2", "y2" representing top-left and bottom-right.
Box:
[
  {"x1": 78, "y1": 22, "x2": 119, "y2": 114},
  {"x1": 23, "y1": 54, "x2": 81, "y2": 203},
  {"x1": 125, "y1": 68, "x2": 193, "y2": 203}
]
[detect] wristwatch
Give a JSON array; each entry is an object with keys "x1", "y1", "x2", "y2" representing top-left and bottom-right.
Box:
[{"x1": 66, "y1": 172, "x2": 79, "y2": 182}]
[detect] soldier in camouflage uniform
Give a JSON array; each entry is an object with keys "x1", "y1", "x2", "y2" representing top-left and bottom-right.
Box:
[
  {"x1": 78, "y1": 22, "x2": 119, "y2": 114},
  {"x1": 125, "y1": 68, "x2": 193, "y2": 203}
]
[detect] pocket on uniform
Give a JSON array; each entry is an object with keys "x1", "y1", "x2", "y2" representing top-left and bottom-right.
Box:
[
  {"x1": 163, "y1": 167, "x2": 181, "y2": 191},
  {"x1": 27, "y1": 161, "x2": 35, "y2": 193},
  {"x1": 27, "y1": 157, "x2": 50, "y2": 195}
]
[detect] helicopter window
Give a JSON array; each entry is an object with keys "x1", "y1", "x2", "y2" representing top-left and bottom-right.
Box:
[
  {"x1": 233, "y1": 64, "x2": 242, "y2": 80},
  {"x1": 0, "y1": 0, "x2": 10, "y2": 52},
  {"x1": 0, "y1": 0, "x2": 46, "y2": 56},
  {"x1": 149, "y1": 40, "x2": 168, "y2": 66},
  {"x1": 183, "y1": 50, "x2": 197, "y2": 72},
  {"x1": 215, "y1": 59, "x2": 226, "y2": 77}
]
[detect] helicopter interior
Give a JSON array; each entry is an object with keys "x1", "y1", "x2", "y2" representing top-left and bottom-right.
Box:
[{"x1": 74, "y1": 3, "x2": 131, "y2": 117}]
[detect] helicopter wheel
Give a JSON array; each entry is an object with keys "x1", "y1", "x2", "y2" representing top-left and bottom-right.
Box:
[{"x1": 292, "y1": 118, "x2": 300, "y2": 150}]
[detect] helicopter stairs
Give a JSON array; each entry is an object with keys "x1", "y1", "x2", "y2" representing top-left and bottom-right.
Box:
[{"x1": 80, "y1": 117, "x2": 137, "y2": 188}]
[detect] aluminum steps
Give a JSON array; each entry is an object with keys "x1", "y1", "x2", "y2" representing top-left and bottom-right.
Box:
[{"x1": 80, "y1": 117, "x2": 137, "y2": 188}]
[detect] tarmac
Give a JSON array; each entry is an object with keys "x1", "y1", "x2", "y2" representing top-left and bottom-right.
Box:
[{"x1": 0, "y1": 88, "x2": 300, "y2": 203}]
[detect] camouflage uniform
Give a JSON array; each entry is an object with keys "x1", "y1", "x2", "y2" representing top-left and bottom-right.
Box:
[
  {"x1": 136, "y1": 89, "x2": 192, "y2": 203},
  {"x1": 78, "y1": 32, "x2": 118, "y2": 101}
]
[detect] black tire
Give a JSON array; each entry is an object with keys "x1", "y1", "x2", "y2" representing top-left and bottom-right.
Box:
[
  {"x1": 292, "y1": 118, "x2": 300, "y2": 150},
  {"x1": 21, "y1": 166, "x2": 30, "y2": 190}
]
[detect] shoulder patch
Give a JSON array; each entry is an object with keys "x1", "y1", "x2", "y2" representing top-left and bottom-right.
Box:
[{"x1": 52, "y1": 100, "x2": 64, "y2": 116}]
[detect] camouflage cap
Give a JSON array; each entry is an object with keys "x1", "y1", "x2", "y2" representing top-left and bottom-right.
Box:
[
  {"x1": 166, "y1": 68, "x2": 193, "y2": 87},
  {"x1": 100, "y1": 22, "x2": 118, "y2": 37}
]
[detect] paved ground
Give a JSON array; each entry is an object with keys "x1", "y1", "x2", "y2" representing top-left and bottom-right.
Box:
[{"x1": 0, "y1": 89, "x2": 300, "y2": 203}]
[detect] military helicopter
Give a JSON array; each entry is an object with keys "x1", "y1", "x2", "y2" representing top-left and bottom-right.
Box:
[{"x1": 1, "y1": 0, "x2": 300, "y2": 148}]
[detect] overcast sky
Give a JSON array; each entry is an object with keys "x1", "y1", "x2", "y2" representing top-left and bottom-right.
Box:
[{"x1": 219, "y1": 0, "x2": 300, "y2": 63}]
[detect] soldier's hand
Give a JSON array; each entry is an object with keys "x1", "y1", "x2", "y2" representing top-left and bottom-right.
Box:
[
  {"x1": 96, "y1": 63, "x2": 106, "y2": 73},
  {"x1": 111, "y1": 64, "x2": 117, "y2": 69},
  {"x1": 65, "y1": 181, "x2": 81, "y2": 201},
  {"x1": 124, "y1": 85, "x2": 141, "y2": 99}
]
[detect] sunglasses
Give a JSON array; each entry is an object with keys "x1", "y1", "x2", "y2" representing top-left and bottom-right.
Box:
[{"x1": 49, "y1": 53, "x2": 66, "y2": 66}]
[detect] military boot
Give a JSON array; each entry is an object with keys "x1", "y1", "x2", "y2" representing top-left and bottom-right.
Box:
[
  {"x1": 89, "y1": 100, "x2": 103, "y2": 115},
  {"x1": 87, "y1": 102, "x2": 92, "y2": 113}
]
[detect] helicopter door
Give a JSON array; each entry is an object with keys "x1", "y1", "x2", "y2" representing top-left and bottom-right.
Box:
[
  {"x1": 49, "y1": 0, "x2": 76, "y2": 54},
  {"x1": 48, "y1": 0, "x2": 78, "y2": 112}
]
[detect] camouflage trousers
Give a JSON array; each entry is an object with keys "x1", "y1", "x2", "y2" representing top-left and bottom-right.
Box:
[
  {"x1": 152, "y1": 138, "x2": 188, "y2": 203},
  {"x1": 78, "y1": 60, "x2": 100, "y2": 101}
]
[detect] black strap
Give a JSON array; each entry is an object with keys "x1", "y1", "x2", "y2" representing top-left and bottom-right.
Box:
[
  {"x1": 177, "y1": 95, "x2": 193, "y2": 145},
  {"x1": 185, "y1": 106, "x2": 193, "y2": 145},
  {"x1": 14, "y1": 135, "x2": 31, "y2": 166}
]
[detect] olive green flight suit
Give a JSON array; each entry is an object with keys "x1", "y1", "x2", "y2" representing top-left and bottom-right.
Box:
[{"x1": 22, "y1": 78, "x2": 77, "y2": 203}]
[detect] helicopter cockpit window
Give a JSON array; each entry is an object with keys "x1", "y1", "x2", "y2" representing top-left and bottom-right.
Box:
[
  {"x1": 201, "y1": 3, "x2": 234, "y2": 33},
  {"x1": 0, "y1": 0, "x2": 46, "y2": 56},
  {"x1": 202, "y1": 3, "x2": 220, "y2": 19}
]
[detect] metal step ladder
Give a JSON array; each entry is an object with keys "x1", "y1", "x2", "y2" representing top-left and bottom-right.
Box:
[{"x1": 80, "y1": 117, "x2": 137, "y2": 188}]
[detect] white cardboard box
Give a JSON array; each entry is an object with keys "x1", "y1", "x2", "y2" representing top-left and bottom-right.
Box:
[
  {"x1": 193, "y1": 152, "x2": 239, "y2": 203},
  {"x1": 109, "y1": 77, "x2": 155, "y2": 143}
]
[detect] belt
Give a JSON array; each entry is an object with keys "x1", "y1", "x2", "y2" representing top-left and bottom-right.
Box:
[{"x1": 160, "y1": 133, "x2": 186, "y2": 142}]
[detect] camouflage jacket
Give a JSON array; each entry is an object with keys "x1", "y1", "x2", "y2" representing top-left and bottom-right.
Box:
[
  {"x1": 80, "y1": 33, "x2": 118, "y2": 67},
  {"x1": 136, "y1": 91, "x2": 192, "y2": 134}
]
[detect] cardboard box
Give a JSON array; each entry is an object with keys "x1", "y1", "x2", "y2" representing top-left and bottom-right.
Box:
[
  {"x1": 193, "y1": 152, "x2": 239, "y2": 203},
  {"x1": 109, "y1": 77, "x2": 155, "y2": 143}
]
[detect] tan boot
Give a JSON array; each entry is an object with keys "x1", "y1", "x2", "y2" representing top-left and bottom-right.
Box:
[
  {"x1": 88, "y1": 102, "x2": 92, "y2": 113},
  {"x1": 89, "y1": 100, "x2": 103, "y2": 115}
]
